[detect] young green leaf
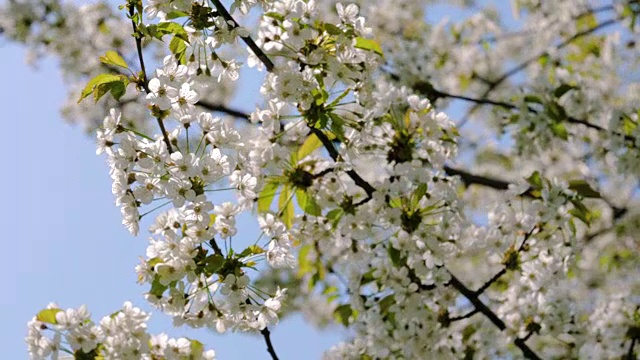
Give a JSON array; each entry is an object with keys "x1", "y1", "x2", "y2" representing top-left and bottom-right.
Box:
[
  {"x1": 78, "y1": 74, "x2": 123, "y2": 103},
  {"x1": 297, "y1": 134, "x2": 323, "y2": 160},
  {"x1": 99, "y1": 50, "x2": 129, "y2": 69},
  {"x1": 568, "y1": 180, "x2": 601, "y2": 198},
  {"x1": 354, "y1": 37, "x2": 384, "y2": 56},
  {"x1": 296, "y1": 188, "x2": 322, "y2": 216},
  {"x1": 36, "y1": 308, "x2": 62, "y2": 324},
  {"x1": 238, "y1": 245, "x2": 266, "y2": 258},
  {"x1": 334, "y1": 304, "x2": 354, "y2": 327},
  {"x1": 278, "y1": 185, "x2": 295, "y2": 228},
  {"x1": 258, "y1": 181, "x2": 280, "y2": 213}
]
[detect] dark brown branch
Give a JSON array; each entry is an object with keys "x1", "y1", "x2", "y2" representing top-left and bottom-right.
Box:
[
  {"x1": 208, "y1": 237, "x2": 223, "y2": 256},
  {"x1": 447, "y1": 273, "x2": 506, "y2": 330},
  {"x1": 197, "y1": 101, "x2": 251, "y2": 120},
  {"x1": 128, "y1": 4, "x2": 174, "y2": 153},
  {"x1": 444, "y1": 165, "x2": 511, "y2": 191},
  {"x1": 447, "y1": 272, "x2": 542, "y2": 359},
  {"x1": 260, "y1": 327, "x2": 280, "y2": 360},
  {"x1": 244, "y1": 298, "x2": 280, "y2": 360},
  {"x1": 474, "y1": 268, "x2": 506, "y2": 296},
  {"x1": 449, "y1": 308, "x2": 479, "y2": 322},
  {"x1": 209, "y1": 0, "x2": 274, "y2": 72},
  {"x1": 626, "y1": 336, "x2": 637, "y2": 360},
  {"x1": 474, "y1": 227, "x2": 537, "y2": 296},
  {"x1": 309, "y1": 127, "x2": 376, "y2": 198}
]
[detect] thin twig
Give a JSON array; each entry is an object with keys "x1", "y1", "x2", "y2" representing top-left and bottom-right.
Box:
[
  {"x1": 209, "y1": 237, "x2": 223, "y2": 256},
  {"x1": 309, "y1": 127, "x2": 375, "y2": 197},
  {"x1": 449, "y1": 308, "x2": 479, "y2": 322},
  {"x1": 458, "y1": 16, "x2": 621, "y2": 127},
  {"x1": 474, "y1": 227, "x2": 537, "y2": 296},
  {"x1": 128, "y1": 4, "x2": 174, "y2": 153},
  {"x1": 626, "y1": 336, "x2": 637, "y2": 360},
  {"x1": 197, "y1": 101, "x2": 252, "y2": 119},
  {"x1": 431, "y1": 89, "x2": 638, "y2": 144},
  {"x1": 209, "y1": 0, "x2": 274, "y2": 72},
  {"x1": 474, "y1": 268, "x2": 506, "y2": 296},
  {"x1": 447, "y1": 272, "x2": 542, "y2": 359},
  {"x1": 260, "y1": 327, "x2": 280, "y2": 360}
]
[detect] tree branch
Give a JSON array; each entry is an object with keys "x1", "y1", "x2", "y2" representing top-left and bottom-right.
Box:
[
  {"x1": 626, "y1": 336, "x2": 637, "y2": 360},
  {"x1": 449, "y1": 308, "x2": 479, "y2": 322},
  {"x1": 197, "y1": 100, "x2": 251, "y2": 120},
  {"x1": 309, "y1": 127, "x2": 376, "y2": 198},
  {"x1": 128, "y1": 4, "x2": 174, "y2": 153},
  {"x1": 209, "y1": 0, "x2": 274, "y2": 72},
  {"x1": 429, "y1": 89, "x2": 637, "y2": 145},
  {"x1": 260, "y1": 327, "x2": 280, "y2": 360},
  {"x1": 447, "y1": 272, "x2": 542, "y2": 359}
]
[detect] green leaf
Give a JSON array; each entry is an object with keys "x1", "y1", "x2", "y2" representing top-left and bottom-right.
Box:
[
  {"x1": 190, "y1": 339, "x2": 204, "y2": 355},
  {"x1": 546, "y1": 101, "x2": 567, "y2": 122},
  {"x1": 328, "y1": 113, "x2": 346, "y2": 141},
  {"x1": 110, "y1": 80, "x2": 128, "y2": 101},
  {"x1": 412, "y1": 183, "x2": 428, "y2": 206},
  {"x1": 334, "y1": 304, "x2": 354, "y2": 327},
  {"x1": 379, "y1": 294, "x2": 395, "y2": 315},
  {"x1": 523, "y1": 95, "x2": 543, "y2": 104},
  {"x1": 296, "y1": 188, "x2": 322, "y2": 216},
  {"x1": 568, "y1": 180, "x2": 601, "y2": 198},
  {"x1": 238, "y1": 245, "x2": 265, "y2": 258},
  {"x1": 360, "y1": 270, "x2": 375, "y2": 285},
  {"x1": 74, "y1": 347, "x2": 101, "y2": 360},
  {"x1": 525, "y1": 171, "x2": 543, "y2": 190},
  {"x1": 298, "y1": 244, "x2": 313, "y2": 277},
  {"x1": 78, "y1": 74, "x2": 123, "y2": 103},
  {"x1": 569, "y1": 199, "x2": 593, "y2": 226},
  {"x1": 388, "y1": 245, "x2": 402, "y2": 266},
  {"x1": 258, "y1": 181, "x2": 280, "y2": 213},
  {"x1": 326, "y1": 208, "x2": 344, "y2": 229},
  {"x1": 36, "y1": 309, "x2": 62, "y2": 324},
  {"x1": 297, "y1": 134, "x2": 323, "y2": 160},
  {"x1": 166, "y1": 11, "x2": 190, "y2": 20},
  {"x1": 149, "y1": 276, "x2": 169, "y2": 299},
  {"x1": 323, "y1": 23, "x2": 343, "y2": 35},
  {"x1": 621, "y1": 115, "x2": 638, "y2": 136},
  {"x1": 158, "y1": 22, "x2": 189, "y2": 42},
  {"x1": 264, "y1": 12, "x2": 285, "y2": 22},
  {"x1": 388, "y1": 197, "x2": 403, "y2": 209},
  {"x1": 554, "y1": 84, "x2": 576, "y2": 98},
  {"x1": 550, "y1": 122, "x2": 569, "y2": 140},
  {"x1": 169, "y1": 36, "x2": 187, "y2": 64},
  {"x1": 204, "y1": 254, "x2": 225, "y2": 274},
  {"x1": 354, "y1": 37, "x2": 384, "y2": 56},
  {"x1": 278, "y1": 185, "x2": 294, "y2": 228},
  {"x1": 99, "y1": 50, "x2": 129, "y2": 69}
]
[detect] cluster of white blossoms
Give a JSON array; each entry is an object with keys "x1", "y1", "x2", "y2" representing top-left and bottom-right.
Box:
[
  {"x1": 26, "y1": 302, "x2": 216, "y2": 359},
  {"x1": 98, "y1": 52, "x2": 291, "y2": 333},
  {"x1": 3, "y1": 0, "x2": 639, "y2": 359}
]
